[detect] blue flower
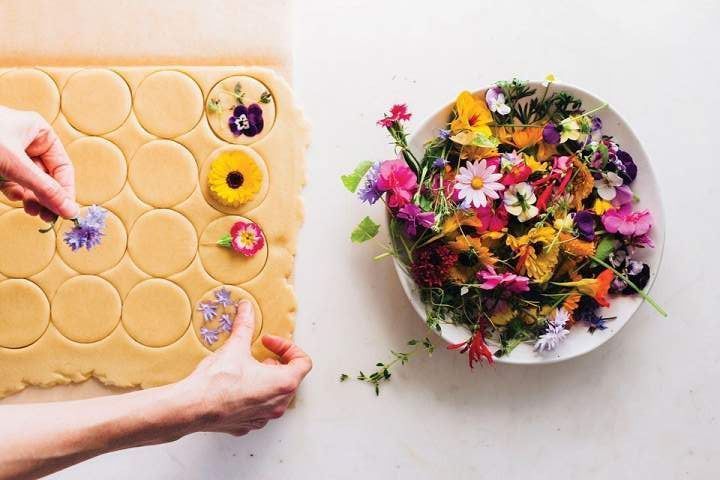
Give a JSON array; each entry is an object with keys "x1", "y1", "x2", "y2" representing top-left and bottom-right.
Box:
[
  {"x1": 357, "y1": 162, "x2": 382, "y2": 204},
  {"x1": 218, "y1": 313, "x2": 234, "y2": 333},
  {"x1": 63, "y1": 205, "x2": 107, "y2": 251},
  {"x1": 197, "y1": 301, "x2": 218, "y2": 322},
  {"x1": 214, "y1": 287, "x2": 233, "y2": 307},
  {"x1": 438, "y1": 129, "x2": 451, "y2": 140},
  {"x1": 432, "y1": 158, "x2": 447, "y2": 169},
  {"x1": 199, "y1": 327, "x2": 219, "y2": 346}
]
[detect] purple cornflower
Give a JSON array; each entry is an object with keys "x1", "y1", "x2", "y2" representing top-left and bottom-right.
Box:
[
  {"x1": 432, "y1": 158, "x2": 447, "y2": 169},
  {"x1": 197, "y1": 301, "x2": 218, "y2": 322},
  {"x1": 214, "y1": 287, "x2": 233, "y2": 307},
  {"x1": 218, "y1": 313, "x2": 234, "y2": 333},
  {"x1": 575, "y1": 297, "x2": 608, "y2": 333},
  {"x1": 357, "y1": 162, "x2": 382, "y2": 204},
  {"x1": 542, "y1": 122, "x2": 561, "y2": 145},
  {"x1": 534, "y1": 308, "x2": 570, "y2": 352},
  {"x1": 438, "y1": 129, "x2": 451, "y2": 140},
  {"x1": 63, "y1": 205, "x2": 107, "y2": 251},
  {"x1": 396, "y1": 203, "x2": 435, "y2": 237},
  {"x1": 228, "y1": 104, "x2": 264, "y2": 137},
  {"x1": 199, "y1": 327, "x2": 219, "y2": 346},
  {"x1": 573, "y1": 210, "x2": 596, "y2": 241}
]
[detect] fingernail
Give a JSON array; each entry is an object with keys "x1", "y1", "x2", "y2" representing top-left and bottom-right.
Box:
[{"x1": 59, "y1": 196, "x2": 79, "y2": 219}]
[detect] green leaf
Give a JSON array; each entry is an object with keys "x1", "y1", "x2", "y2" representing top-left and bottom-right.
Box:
[
  {"x1": 595, "y1": 236, "x2": 615, "y2": 261},
  {"x1": 471, "y1": 133, "x2": 500, "y2": 148},
  {"x1": 217, "y1": 234, "x2": 232, "y2": 248},
  {"x1": 341, "y1": 161, "x2": 373, "y2": 193},
  {"x1": 350, "y1": 216, "x2": 380, "y2": 243}
]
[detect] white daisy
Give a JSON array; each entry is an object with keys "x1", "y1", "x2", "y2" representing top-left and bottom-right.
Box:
[
  {"x1": 503, "y1": 182, "x2": 539, "y2": 222},
  {"x1": 594, "y1": 171, "x2": 623, "y2": 200},
  {"x1": 454, "y1": 160, "x2": 504, "y2": 208}
]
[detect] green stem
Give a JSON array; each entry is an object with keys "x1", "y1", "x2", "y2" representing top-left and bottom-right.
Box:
[{"x1": 590, "y1": 255, "x2": 667, "y2": 317}]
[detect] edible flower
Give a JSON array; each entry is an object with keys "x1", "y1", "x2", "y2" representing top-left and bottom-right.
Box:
[
  {"x1": 594, "y1": 171, "x2": 623, "y2": 201},
  {"x1": 554, "y1": 269, "x2": 614, "y2": 307},
  {"x1": 454, "y1": 159, "x2": 504, "y2": 208},
  {"x1": 485, "y1": 86, "x2": 511, "y2": 115},
  {"x1": 197, "y1": 301, "x2": 218, "y2": 322},
  {"x1": 228, "y1": 104, "x2": 264, "y2": 137},
  {"x1": 448, "y1": 329, "x2": 494, "y2": 368},
  {"x1": 411, "y1": 243, "x2": 458, "y2": 287},
  {"x1": 534, "y1": 308, "x2": 571, "y2": 352},
  {"x1": 503, "y1": 182, "x2": 538, "y2": 222},
  {"x1": 199, "y1": 327, "x2": 219, "y2": 346},
  {"x1": 450, "y1": 91, "x2": 493, "y2": 138},
  {"x1": 208, "y1": 151, "x2": 263, "y2": 207},
  {"x1": 397, "y1": 203, "x2": 435, "y2": 237},
  {"x1": 601, "y1": 204, "x2": 653, "y2": 237},
  {"x1": 357, "y1": 162, "x2": 382, "y2": 204},
  {"x1": 376, "y1": 159, "x2": 418, "y2": 208},
  {"x1": 214, "y1": 287, "x2": 233, "y2": 307},
  {"x1": 573, "y1": 210, "x2": 596, "y2": 241},
  {"x1": 477, "y1": 266, "x2": 530, "y2": 293},
  {"x1": 63, "y1": 205, "x2": 108, "y2": 252},
  {"x1": 377, "y1": 104, "x2": 412, "y2": 128}
]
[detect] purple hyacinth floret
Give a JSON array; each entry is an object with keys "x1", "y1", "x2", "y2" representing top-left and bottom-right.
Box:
[
  {"x1": 218, "y1": 313, "x2": 234, "y2": 333},
  {"x1": 228, "y1": 103, "x2": 264, "y2": 137},
  {"x1": 214, "y1": 287, "x2": 233, "y2": 307},
  {"x1": 63, "y1": 205, "x2": 108, "y2": 252},
  {"x1": 357, "y1": 162, "x2": 382, "y2": 204},
  {"x1": 197, "y1": 301, "x2": 218, "y2": 322},
  {"x1": 199, "y1": 327, "x2": 219, "y2": 346}
]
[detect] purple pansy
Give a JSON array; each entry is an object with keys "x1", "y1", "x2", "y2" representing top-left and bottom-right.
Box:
[
  {"x1": 214, "y1": 287, "x2": 233, "y2": 307},
  {"x1": 357, "y1": 162, "x2": 383, "y2": 204},
  {"x1": 197, "y1": 301, "x2": 218, "y2": 322},
  {"x1": 573, "y1": 210, "x2": 596, "y2": 241},
  {"x1": 218, "y1": 313, "x2": 234, "y2": 333},
  {"x1": 228, "y1": 104, "x2": 264, "y2": 137},
  {"x1": 542, "y1": 123, "x2": 561, "y2": 144},
  {"x1": 609, "y1": 247, "x2": 651, "y2": 294},
  {"x1": 612, "y1": 150, "x2": 637, "y2": 184},
  {"x1": 397, "y1": 203, "x2": 435, "y2": 237},
  {"x1": 199, "y1": 327, "x2": 219, "y2": 346},
  {"x1": 63, "y1": 205, "x2": 107, "y2": 251}
]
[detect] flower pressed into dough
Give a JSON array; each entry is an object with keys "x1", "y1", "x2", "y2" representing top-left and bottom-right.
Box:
[{"x1": 207, "y1": 150, "x2": 263, "y2": 207}]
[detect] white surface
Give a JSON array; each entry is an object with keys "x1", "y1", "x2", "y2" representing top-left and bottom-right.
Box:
[
  {"x1": 50, "y1": 0, "x2": 720, "y2": 478},
  {"x1": 397, "y1": 81, "x2": 666, "y2": 364}
]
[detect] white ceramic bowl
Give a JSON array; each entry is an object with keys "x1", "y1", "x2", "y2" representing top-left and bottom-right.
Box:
[{"x1": 392, "y1": 81, "x2": 665, "y2": 365}]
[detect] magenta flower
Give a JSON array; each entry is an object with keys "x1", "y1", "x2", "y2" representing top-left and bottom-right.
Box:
[
  {"x1": 376, "y1": 159, "x2": 417, "y2": 208},
  {"x1": 477, "y1": 266, "x2": 530, "y2": 293},
  {"x1": 377, "y1": 104, "x2": 412, "y2": 128},
  {"x1": 611, "y1": 184, "x2": 633, "y2": 208},
  {"x1": 397, "y1": 203, "x2": 435, "y2": 237},
  {"x1": 475, "y1": 204, "x2": 508, "y2": 232},
  {"x1": 602, "y1": 204, "x2": 653, "y2": 237}
]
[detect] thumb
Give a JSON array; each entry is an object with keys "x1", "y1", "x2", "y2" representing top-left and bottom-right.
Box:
[
  {"x1": 10, "y1": 153, "x2": 78, "y2": 219},
  {"x1": 224, "y1": 300, "x2": 256, "y2": 354}
]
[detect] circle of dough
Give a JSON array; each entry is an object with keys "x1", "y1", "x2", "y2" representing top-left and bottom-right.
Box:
[
  {"x1": 129, "y1": 140, "x2": 198, "y2": 207},
  {"x1": 51, "y1": 276, "x2": 121, "y2": 343},
  {"x1": 206, "y1": 75, "x2": 276, "y2": 144},
  {"x1": 67, "y1": 137, "x2": 127, "y2": 205},
  {"x1": 134, "y1": 70, "x2": 204, "y2": 138},
  {"x1": 0, "y1": 279, "x2": 50, "y2": 348},
  {"x1": 128, "y1": 209, "x2": 198, "y2": 277},
  {"x1": 199, "y1": 216, "x2": 268, "y2": 284},
  {"x1": 200, "y1": 146, "x2": 269, "y2": 215},
  {"x1": 0, "y1": 210, "x2": 55, "y2": 277},
  {"x1": 122, "y1": 279, "x2": 191, "y2": 347},
  {"x1": 0, "y1": 69, "x2": 60, "y2": 123},
  {"x1": 56, "y1": 208, "x2": 127, "y2": 274},
  {"x1": 61, "y1": 68, "x2": 131, "y2": 135},
  {"x1": 192, "y1": 286, "x2": 262, "y2": 352}
]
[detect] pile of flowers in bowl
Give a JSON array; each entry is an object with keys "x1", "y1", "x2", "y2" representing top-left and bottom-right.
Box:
[{"x1": 342, "y1": 77, "x2": 664, "y2": 391}]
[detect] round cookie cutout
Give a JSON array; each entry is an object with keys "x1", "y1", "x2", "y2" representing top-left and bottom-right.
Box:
[
  {"x1": 200, "y1": 146, "x2": 269, "y2": 215},
  {"x1": 56, "y1": 208, "x2": 126, "y2": 274},
  {"x1": 0, "y1": 279, "x2": 50, "y2": 348},
  {"x1": 192, "y1": 286, "x2": 262, "y2": 352},
  {"x1": 0, "y1": 210, "x2": 55, "y2": 278},
  {"x1": 122, "y1": 279, "x2": 191, "y2": 347},
  {"x1": 67, "y1": 137, "x2": 127, "y2": 205},
  {"x1": 0, "y1": 69, "x2": 60, "y2": 123},
  {"x1": 128, "y1": 140, "x2": 198, "y2": 207},
  {"x1": 199, "y1": 216, "x2": 268, "y2": 284},
  {"x1": 127, "y1": 209, "x2": 197, "y2": 277},
  {"x1": 51, "y1": 276, "x2": 121, "y2": 343},
  {"x1": 61, "y1": 68, "x2": 131, "y2": 135},
  {"x1": 134, "y1": 70, "x2": 204, "y2": 138},
  {"x1": 206, "y1": 76, "x2": 276, "y2": 145}
]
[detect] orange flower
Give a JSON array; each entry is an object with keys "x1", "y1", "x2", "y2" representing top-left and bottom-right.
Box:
[
  {"x1": 536, "y1": 142, "x2": 557, "y2": 162},
  {"x1": 441, "y1": 212, "x2": 484, "y2": 236},
  {"x1": 447, "y1": 236, "x2": 498, "y2": 266},
  {"x1": 554, "y1": 269, "x2": 614, "y2": 307},
  {"x1": 559, "y1": 232, "x2": 596, "y2": 257},
  {"x1": 511, "y1": 127, "x2": 543, "y2": 149}
]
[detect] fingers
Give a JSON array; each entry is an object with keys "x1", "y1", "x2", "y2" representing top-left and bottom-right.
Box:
[
  {"x1": 261, "y1": 335, "x2": 312, "y2": 378},
  {"x1": 10, "y1": 154, "x2": 78, "y2": 219},
  {"x1": 263, "y1": 358, "x2": 280, "y2": 366},
  {"x1": 26, "y1": 123, "x2": 76, "y2": 203},
  {"x1": 223, "y1": 300, "x2": 255, "y2": 355}
]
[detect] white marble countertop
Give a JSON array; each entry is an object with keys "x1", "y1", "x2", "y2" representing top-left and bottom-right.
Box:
[{"x1": 49, "y1": 0, "x2": 719, "y2": 478}]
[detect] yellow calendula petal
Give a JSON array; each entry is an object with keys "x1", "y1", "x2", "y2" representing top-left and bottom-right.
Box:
[
  {"x1": 570, "y1": 158, "x2": 594, "y2": 210},
  {"x1": 593, "y1": 198, "x2": 613, "y2": 215},
  {"x1": 208, "y1": 151, "x2": 263, "y2": 207},
  {"x1": 523, "y1": 154, "x2": 547, "y2": 173},
  {"x1": 525, "y1": 244, "x2": 560, "y2": 283}
]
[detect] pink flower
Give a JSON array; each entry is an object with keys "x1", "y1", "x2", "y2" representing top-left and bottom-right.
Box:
[
  {"x1": 602, "y1": 203, "x2": 653, "y2": 237},
  {"x1": 230, "y1": 220, "x2": 266, "y2": 257},
  {"x1": 552, "y1": 155, "x2": 572, "y2": 173},
  {"x1": 611, "y1": 184, "x2": 633, "y2": 208},
  {"x1": 477, "y1": 266, "x2": 530, "y2": 293},
  {"x1": 376, "y1": 159, "x2": 417, "y2": 208},
  {"x1": 377, "y1": 104, "x2": 412, "y2": 128},
  {"x1": 474, "y1": 204, "x2": 508, "y2": 232}
]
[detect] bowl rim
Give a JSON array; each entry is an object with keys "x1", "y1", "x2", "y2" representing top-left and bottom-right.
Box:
[{"x1": 390, "y1": 79, "x2": 666, "y2": 365}]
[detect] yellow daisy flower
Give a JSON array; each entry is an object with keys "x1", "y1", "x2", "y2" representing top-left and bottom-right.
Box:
[{"x1": 208, "y1": 151, "x2": 263, "y2": 207}]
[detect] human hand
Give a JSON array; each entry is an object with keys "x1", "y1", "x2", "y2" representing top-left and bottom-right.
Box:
[
  {"x1": 0, "y1": 106, "x2": 78, "y2": 220},
  {"x1": 176, "y1": 301, "x2": 312, "y2": 437}
]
